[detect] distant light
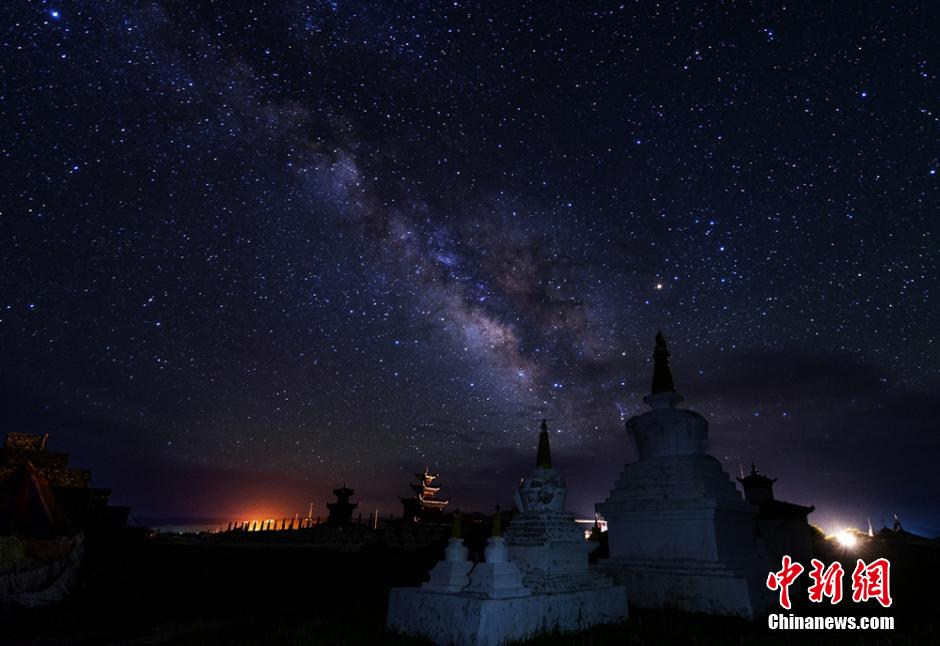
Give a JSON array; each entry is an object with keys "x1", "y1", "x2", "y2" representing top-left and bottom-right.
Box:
[
  {"x1": 836, "y1": 530, "x2": 858, "y2": 549},
  {"x1": 655, "y1": 283, "x2": 663, "y2": 290}
]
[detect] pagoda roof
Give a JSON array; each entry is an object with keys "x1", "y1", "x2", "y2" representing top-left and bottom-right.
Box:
[{"x1": 737, "y1": 463, "x2": 777, "y2": 486}]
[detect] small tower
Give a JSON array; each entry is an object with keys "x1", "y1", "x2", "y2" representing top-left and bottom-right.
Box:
[
  {"x1": 737, "y1": 464, "x2": 777, "y2": 503},
  {"x1": 401, "y1": 468, "x2": 449, "y2": 523},
  {"x1": 326, "y1": 484, "x2": 358, "y2": 526}
]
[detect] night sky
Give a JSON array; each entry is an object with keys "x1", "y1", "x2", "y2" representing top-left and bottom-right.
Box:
[{"x1": 2, "y1": 2, "x2": 937, "y2": 534}]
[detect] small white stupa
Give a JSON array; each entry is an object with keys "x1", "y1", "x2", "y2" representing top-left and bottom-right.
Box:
[
  {"x1": 420, "y1": 514, "x2": 475, "y2": 594},
  {"x1": 387, "y1": 423, "x2": 628, "y2": 645},
  {"x1": 596, "y1": 332, "x2": 772, "y2": 617},
  {"x1": 505, "y1": 421, "x2": 620, "y2": 595}
]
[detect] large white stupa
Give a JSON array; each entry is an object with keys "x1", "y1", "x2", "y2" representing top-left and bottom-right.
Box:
[{"x1": 596, "y1": 332, "x2": 772, "y2": 617}]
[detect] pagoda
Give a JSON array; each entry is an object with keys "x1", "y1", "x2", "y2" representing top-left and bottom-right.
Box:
[
  {"x1": 401, "y1": 468, "x2": 449, "y2": 522},
  {"x1": 326, "y1": 484, "x2": 358, "y2": 526}
]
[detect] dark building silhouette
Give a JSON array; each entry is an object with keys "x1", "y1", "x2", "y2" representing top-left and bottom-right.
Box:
[
  {"x1": 401, "y1": 468, "x2": 449, "y2": 523},
  {"x1": 738, "y1": 464, "x2": 776, "y2": 504},
  {"x1": 738, "y1": 463, "x2": 815, "y2": 564},
  {"x1": 0, "y1": 432, "x2": 129, "y2": 533},
  {"x1": 326, "y1": 485, "x2": 358, "y2": 526}
]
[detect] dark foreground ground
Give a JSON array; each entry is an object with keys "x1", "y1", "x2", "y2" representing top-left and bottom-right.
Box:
[{"x1": 2, "y1": 531, "x2": 938, "y2": 646}]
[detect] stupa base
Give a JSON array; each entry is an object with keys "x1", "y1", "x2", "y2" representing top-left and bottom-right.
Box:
[
  {"x1": 387, "y1": 584, "x2": 628, "y2": 646},
  {"x1": 596, "y1": 557, "x2": 772, "y2": 618}
]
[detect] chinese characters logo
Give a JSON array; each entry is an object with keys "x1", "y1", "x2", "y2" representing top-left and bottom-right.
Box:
[{"x1": 767, "y1": 556, "x2": 892, "y2": 609}]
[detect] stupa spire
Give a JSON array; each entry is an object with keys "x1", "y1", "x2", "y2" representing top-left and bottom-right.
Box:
[
  {"x1": 451, "y1": 509, "x2": 462, "y2": 538},
  {"x1": 491, "y1": 504, "x2": 503, "y2": 537},
  {"x1": 651, "y1": 331, "x2": 676, "y2": 394},
  {"x1": 535, "y1": 419, "x2": 552, "y2": 469},
  {"x1": 643, "y1": 331, "x2": 684, "y2": 409}
]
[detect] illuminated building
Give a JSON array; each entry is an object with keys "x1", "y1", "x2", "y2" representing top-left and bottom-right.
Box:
[{"x1": 401, "y1": 468, "x2": 449, "y2": 523}]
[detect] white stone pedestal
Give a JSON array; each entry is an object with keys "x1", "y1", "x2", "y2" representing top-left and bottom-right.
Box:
[
  {"x1": 422, "y1": 537, "x2": 473, "y2": 593},
  {"x1": 596, "y1": 396, "x2": 773, "y2": 617},
  {"x1": 387, "y1": 585, "x2": 628, "y2": 646},
  {"x1": 463, "y1": 537, "x2": 531, "y2": 599},
  {"x1": 596, "y1": 557, "x2": 767, "y2": 617}
]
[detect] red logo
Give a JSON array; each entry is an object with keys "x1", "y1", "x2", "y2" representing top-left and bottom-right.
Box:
[
  {"x1": 766, "y1": 555, "x2": 804, "y2": 609},
  {"x1": 767, "y1": 556, "x2": 892, "y2": 608},
  {"x1": 851, "y1": 558, "x2": 892, "y2": 607},
  {"x1": 807, "y1": 559, "x2": 844, "y2": 604}
]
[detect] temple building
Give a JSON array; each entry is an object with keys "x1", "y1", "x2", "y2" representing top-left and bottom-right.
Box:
[
  {"x1": 738, "y1": 464, "x2": 815, "y2": 564},
  {"x1": 0, "y1": 432, "x2": 129, "y2": 534},
  {"x1": 401, "y1": 468, "x2": 449, "y2": 523},
  {"x1": 596, "y1": 333, "x2": 772, "y2": 617},
  {"x1": 326, "y1": 484, "x2": 358, "y2": 526}
]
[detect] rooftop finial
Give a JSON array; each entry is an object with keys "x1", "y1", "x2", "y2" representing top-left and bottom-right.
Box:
[
  {"x1": 535, "y1": 419, "x2": 552, "y2": 469},
  {"x1": 651, "y1": 331, "x2": 677, "y2": 395}
]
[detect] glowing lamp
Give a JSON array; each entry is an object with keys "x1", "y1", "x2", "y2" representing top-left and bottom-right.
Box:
[{"x1": 836, "y1": 529, "x2": 858, "y2": 549}]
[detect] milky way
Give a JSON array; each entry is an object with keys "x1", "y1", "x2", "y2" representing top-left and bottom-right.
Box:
[{"x1": 1, "y1": 2, "x2": 937, "y2": 533}]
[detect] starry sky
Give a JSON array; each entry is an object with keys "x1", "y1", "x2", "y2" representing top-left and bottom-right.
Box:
[{"x1": 1, "y1": 2, "x2": 937, "y2": 534}]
